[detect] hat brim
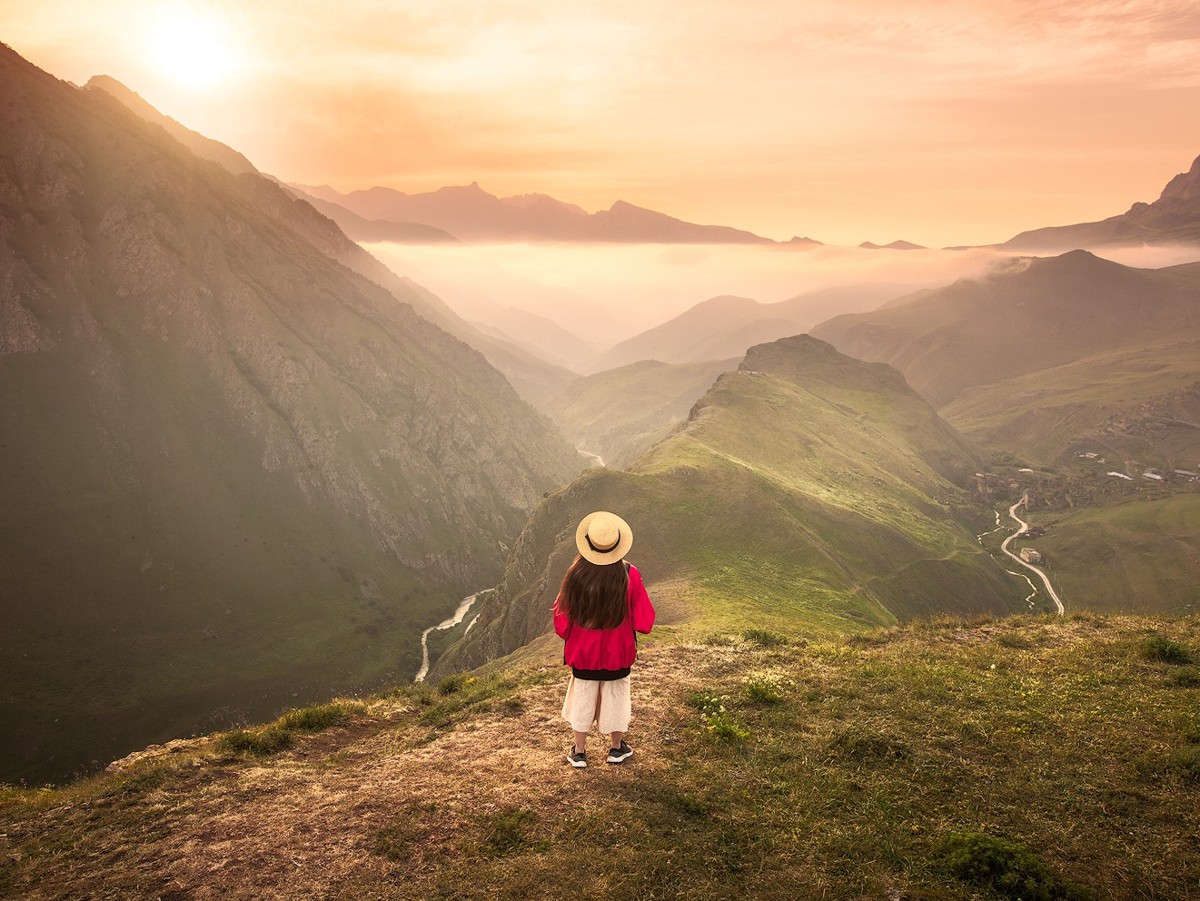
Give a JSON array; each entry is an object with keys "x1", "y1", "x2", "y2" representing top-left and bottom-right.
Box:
[{"x1": 575, "y1": 511, "x2": 633, "y2": 565}]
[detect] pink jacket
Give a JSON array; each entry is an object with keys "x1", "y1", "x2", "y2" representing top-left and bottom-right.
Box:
[{"x1": 553, "y1": 564, "x2": 656, "y2": 672}]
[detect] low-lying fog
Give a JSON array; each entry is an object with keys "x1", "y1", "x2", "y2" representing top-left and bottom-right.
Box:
[{"x1": 366, "y1": 241, "x2": 1200, "y2": 353}]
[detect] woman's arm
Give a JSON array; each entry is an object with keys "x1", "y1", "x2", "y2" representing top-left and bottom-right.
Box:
[
  {"x1": 552, "y1": 595, "x2": 571, "y2": 638},
  {"x1": 628, "y1": 566, "x2": 656, "y2": 634}
]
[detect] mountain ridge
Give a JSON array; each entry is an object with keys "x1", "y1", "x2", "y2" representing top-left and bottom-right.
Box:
[
  {"x1": 1003, "y1": 152, "x2": 1200, "y2": 250},
  {"x1": 289, "y1": 182, "x2": 773, "y2": 244},
  {"x1": 587, "y1": 284, "x2": 910, "y2": 372},
  {"x1": 0, "y1": 42, "x2": 581, "y2": 783}
]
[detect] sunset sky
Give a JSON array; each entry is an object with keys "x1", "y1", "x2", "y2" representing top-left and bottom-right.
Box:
[{"x1": 5, "y1": 0, "x2": 1200, "y2": 246}]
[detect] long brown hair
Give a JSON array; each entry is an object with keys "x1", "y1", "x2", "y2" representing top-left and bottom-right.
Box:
[{"x1": 557, "y1": 555, "x2": 629, "y2": 630}]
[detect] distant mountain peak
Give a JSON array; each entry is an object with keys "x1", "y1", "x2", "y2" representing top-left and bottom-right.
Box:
[
  {"x1": 1155, "y1": 152, "x2": 1200, "y2": 205},
  {"x1": 1004, "y1": 149, "x2": 1200, "y2": 250},
  {"x1": 741, "y1": 334, "x2": 906, "y2": 393},
  {"x1": 859, "y1": 240, "x2": 926, "y2": 251},
  {"x1": 82, "y1": 73, "x2": 258, "y2": 176}
]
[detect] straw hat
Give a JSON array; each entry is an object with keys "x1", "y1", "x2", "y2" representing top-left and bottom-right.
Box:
[{"x1": 575, "y1": 511, "x2": 633, "y2": 565}]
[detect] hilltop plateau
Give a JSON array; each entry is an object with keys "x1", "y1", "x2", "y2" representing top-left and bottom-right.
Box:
[{"x1": 3, "y1": 614, "x2": 1197, "y2": 899}]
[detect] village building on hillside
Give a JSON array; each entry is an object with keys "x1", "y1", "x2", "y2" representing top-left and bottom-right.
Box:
[{"x1": 1019, "y1": 547, "x2": 1044, "y2": 565}]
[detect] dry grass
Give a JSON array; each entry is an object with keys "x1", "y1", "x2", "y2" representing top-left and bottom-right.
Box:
[{"x1": 2, "y1": 614, "x2": 1198, "y2": 899}]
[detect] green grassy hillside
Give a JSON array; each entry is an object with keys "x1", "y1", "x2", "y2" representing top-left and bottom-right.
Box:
[
  {"x1": 4, "y1": 614, "x2": 1197, "y2": 899},
  {"x1": 548, "y1": 358, "x2": 737, "y2": 468},
  {"x1": 813, "y1": 251, "x2": 1200, "y2": 411},
  {"x1": 1018, "y1": 495, "x2": 1200, "y2": 614},
  {"x1": 433, "y1": 335, "x2": 1023, "y2": 677},
  {"x1": 812, "y1": 251, "x2": 1200, "y2": 618},
  {"x1": 941, "y1": 338, "x2": 1200, "y2": 467}
]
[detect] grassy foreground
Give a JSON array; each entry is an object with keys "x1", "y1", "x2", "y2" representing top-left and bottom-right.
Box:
[{"x1": 2, "y1": 614, "x2": 1198, "y2": 899}]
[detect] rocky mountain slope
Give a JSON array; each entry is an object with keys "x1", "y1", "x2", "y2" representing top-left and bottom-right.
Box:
[
  {"x1": 78, "y1": 75, "x2": 576, "y2": 414},
  {"x1": 1003, "y1": 152, "x2": 1200, "y2": 250},
  {"x1": 0, "y1": 44, "x2": 581, "y2": 784},
  {"x1": 433, "y1": 335, "x2": 1022, "y2": 678}
]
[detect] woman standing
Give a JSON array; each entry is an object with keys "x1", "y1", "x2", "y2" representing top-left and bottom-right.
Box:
[{"x1": 553, "y1": 511, "x2": 655, "y2": 768}]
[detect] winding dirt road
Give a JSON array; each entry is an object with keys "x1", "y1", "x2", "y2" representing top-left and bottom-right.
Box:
[{"x1": 1000, "y1": 495, "x2": 1064, "y2": 615}]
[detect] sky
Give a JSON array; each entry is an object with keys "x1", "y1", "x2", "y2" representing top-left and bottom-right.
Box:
[{"x1": 5, "y1": 0, "x2": 1200, "y2": 246}]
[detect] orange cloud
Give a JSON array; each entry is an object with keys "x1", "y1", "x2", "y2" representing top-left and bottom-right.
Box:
[{"x1": 4, "y1": 0, "x2": 1198, "y2": 245}]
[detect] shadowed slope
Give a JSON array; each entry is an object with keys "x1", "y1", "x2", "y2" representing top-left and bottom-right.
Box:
[
  {"x1": 547, "y1": 358, "x2": 738, "y2": 467},
  {"x1": 0, "y1": 44, "x2": 581, "y2": 783}
]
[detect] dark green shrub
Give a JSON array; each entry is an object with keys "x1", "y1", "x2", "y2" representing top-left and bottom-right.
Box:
[
  {"x1": 437, "y1": 673, "x2": 469, "y2": 695},
  {"x1": 742, "y1": 628, "x2": 788, "y2": 647},
  {"x1": 216, "y1": 725, "x2": 293, "y2": 757},
  {"x1": 279, "y1": 700, "x2": 365, "y2": 732},
  {"x1": 1142, "y1": 635, "x2": 1193, "y2": 665},
  {"x1": 942, "y1": 831, "x2": 1094, "y2": 901}
]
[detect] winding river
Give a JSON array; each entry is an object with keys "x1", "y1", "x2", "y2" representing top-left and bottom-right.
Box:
[{"x1": 414, "y1": 591, "x2": 484, "y2": 683}]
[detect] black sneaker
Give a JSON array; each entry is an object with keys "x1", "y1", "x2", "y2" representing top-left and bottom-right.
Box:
[
  {"x1": 567, "y1": 748, "x2": 587, "y2": 768},
  {"x1": 606, "y1": 741, "x2": 633, "y2": 764}
]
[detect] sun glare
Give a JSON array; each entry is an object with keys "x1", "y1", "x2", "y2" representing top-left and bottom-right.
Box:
[{"x1": 147, "y1": 4, "x2": 239, "y2": 89}]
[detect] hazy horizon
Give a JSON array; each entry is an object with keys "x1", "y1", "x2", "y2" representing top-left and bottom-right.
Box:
[
  {"x1": 5, "y1": 0, "x2": 1200, "y2": 247},
  {"x1": 366, "y1": 241, "x2": 1200, "y2": 351}
]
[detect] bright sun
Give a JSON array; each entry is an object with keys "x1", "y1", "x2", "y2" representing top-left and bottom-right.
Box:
[{"x1": 147, "y1": 4, "x2": 239, "y2": 89}]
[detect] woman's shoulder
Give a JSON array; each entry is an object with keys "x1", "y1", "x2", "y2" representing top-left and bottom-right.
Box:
[{"x1": 626, "y1": 561, "x2": 642, "y2": 581}]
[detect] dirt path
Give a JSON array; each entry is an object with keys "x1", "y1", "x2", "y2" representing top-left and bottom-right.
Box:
[{"x1": 1000, "y1": 496, "x2": 1064, "y2": 615}]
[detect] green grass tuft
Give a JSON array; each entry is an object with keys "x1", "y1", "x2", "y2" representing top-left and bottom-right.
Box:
[
  {"x1": 826, "y1": 725, "x2": 910, "y2": 762},
  {"x1": 479, "y1": 807, "x2": 541, "y2": 856},
  {"x1": 1141, "y1": 634, "x2": 1193, "y2": 665},
  {"x1": 215, "y1": 725, "x2": 293, "y2": 757},
  {"x1": 1168, "y1": 666, "x2": 1200, "y2": 687},
  {"x1": 741, "y1": 628, "x2": 789, "y2": 647},
  {"x1": 743, "y1": 672, "x2": 791, "y2": 705},
  {"x1": 942, "y1": 831, "x2": 1095, "y2": 900},
  {"x1": 278, "y1": 700, "x2": 366, "y2": 732}
]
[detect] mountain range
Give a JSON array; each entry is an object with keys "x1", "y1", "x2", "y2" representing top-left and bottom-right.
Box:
[
  {"x1": 812, "y1": 250, "x2": 1200, "y2": 613},
  {"x1": 434, "y1": 335, "x2": 1022, "y2": 677},
  {"x1": 290, "y1": 183, "x2": 774, "y2": 244},
  {"x1": 812, "y1": 250, "x2": 1200, "y2": 465},
  {"x1": 586, "y1": 284, "x2": 910, "y2": 373},
  {"x1": 1003, "y1": 153, "x2": 1200, "y2": 250},
  {"x1": 0, "y1": 44, "x2": 581, "y2": 783}
]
